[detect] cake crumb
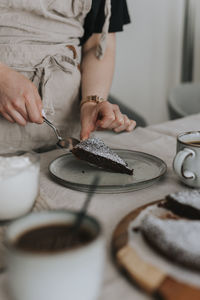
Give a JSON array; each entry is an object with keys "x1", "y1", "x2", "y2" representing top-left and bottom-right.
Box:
[{"x1": 132, "y1": 227, "x2": 140, "y2": 233}]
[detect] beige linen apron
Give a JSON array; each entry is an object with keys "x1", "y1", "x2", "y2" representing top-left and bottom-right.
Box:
[{"x1": 0, "y1": 0, "x2": 93, "y2": 150}]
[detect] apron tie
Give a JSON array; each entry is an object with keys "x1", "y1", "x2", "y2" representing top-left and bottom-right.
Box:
[
  {"x1": 32, "y1": 53, "x2": 79, "y2": 116},
  {"x1": 96, "y1": 0, "x2": 111, "y2": 60}
]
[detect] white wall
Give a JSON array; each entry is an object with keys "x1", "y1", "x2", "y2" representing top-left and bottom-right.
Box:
[
  {"x1": 111, "y1": 0, "x2": 185, "y2": 125},
  {"x1": 194, "y1": 0, "x2": 200, "y2": 81}
]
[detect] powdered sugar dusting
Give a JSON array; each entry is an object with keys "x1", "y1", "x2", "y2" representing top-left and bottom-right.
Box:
[
  {"x1": 141, "y1": 215, "x2": 200, "y2": 269},
  {"x1": 169, "y1": 190, "x2": 200, "y2": 210},
  {"x1": 128, "y1": 203, "x2": 200, "y2": 284},
  {"x1": 74, "y1": 137, "x2": 128, "y2": 166},
  {"x1": 0, "y1": 156, "x2": 32, "y2": 179}
]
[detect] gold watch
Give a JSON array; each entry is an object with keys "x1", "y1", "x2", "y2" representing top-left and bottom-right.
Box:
[{"x1": 80, "y1": 95, "x2": 106, "y2": 108}]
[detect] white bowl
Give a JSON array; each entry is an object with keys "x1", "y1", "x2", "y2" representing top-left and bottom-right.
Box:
[{"x1": 0, "y1": 152, "x2": 39, "y2": 220}]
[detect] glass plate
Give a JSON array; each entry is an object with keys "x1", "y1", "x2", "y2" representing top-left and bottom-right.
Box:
[{"x1": 49, "y1": 149, "x2": 167, "y2": 193}]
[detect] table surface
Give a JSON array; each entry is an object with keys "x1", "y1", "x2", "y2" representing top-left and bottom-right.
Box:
[{"x1": 1, "y1": 113, "x2": 200, "y2": 300}]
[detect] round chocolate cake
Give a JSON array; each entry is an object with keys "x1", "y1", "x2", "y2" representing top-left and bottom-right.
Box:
[
  {"x1": 141, "y1": 214, "x2": 200, "y2": 270},
  {"x1": 164, "y1": 190, "x2": 200, "y2": 219}
]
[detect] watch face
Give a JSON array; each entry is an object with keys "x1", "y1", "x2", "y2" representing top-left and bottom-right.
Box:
[
  {"x1": 87, "y1": 95, "x2": 104, "y2": 101},
  {"x1": 80, "y1": 96, "x2": 106, "y2": 108}
]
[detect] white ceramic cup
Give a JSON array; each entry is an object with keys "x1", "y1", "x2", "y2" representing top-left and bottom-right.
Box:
[
  {"x1": 173, "y1": 131, "x2": 200, "y2": 187},
  {"x1": 6, "y1": 210, "x2": 104, "y2": 300},
  {"x1": 0, "y1": 152, "x2": 40, "y2": 220}
]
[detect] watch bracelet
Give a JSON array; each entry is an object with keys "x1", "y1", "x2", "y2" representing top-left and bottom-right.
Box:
[{"x1": 80, "y1": 95, "x2": 106, "y2": 108}]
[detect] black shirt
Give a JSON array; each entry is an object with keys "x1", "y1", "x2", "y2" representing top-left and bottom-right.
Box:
[{"x1": 81, "y1": 0, "x2": 130, "y2": 45}]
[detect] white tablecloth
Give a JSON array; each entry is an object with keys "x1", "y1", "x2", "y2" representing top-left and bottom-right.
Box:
[{"x1": 1, "y1": 113, "x2": 200, "y2": 300}]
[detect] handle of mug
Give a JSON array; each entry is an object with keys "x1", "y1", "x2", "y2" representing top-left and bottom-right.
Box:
[{"x1": 173, "y1": 148, "x2": 196, "y2": 180}]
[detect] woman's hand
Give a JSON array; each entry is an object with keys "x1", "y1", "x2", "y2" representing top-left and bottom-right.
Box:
[
  {"x1": 0, "y1": 63, "x2": 43, "y2": 126},
  {"x1": 80, "y1": 101, "x2": 136, "y2": 140}
]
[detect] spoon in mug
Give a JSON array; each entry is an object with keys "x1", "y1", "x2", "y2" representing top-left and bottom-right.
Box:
[
  {"x1": 43, "y1": 116, "x2": 80, "y2": 150},
  {"x1": 72, "y1": 175, "x2": 100, "y2": 230},
  {"x1": 49, "y1": 175, "x2": 100, "y2": 250},
  {"x1": 66, "y1": 175, "x2": 100, "y2": 246}
]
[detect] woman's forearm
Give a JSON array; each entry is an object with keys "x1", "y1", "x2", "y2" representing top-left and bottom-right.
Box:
[
  {"x1": 80, "y1": 33, "x2": 136, "y2": 140},
  {"x1": 81, "y1": 33, "x2": 116, "y2": 100}
]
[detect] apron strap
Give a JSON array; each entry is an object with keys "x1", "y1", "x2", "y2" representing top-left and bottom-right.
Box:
[
  {"x1": 32, "y1": 53, "x2": 77, "y2": 116},
  {"x1": 96, "y1": 0, "x2": 111, "y2": 60}
]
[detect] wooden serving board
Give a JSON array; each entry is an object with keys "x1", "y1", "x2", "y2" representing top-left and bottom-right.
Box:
[{"x1": 112, "y1": 200, "x2": 200, "y2": 300}]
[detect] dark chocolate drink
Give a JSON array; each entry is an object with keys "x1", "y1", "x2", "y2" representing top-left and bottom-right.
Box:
[
  {"x1": 14, "y1": 223, "x2": 95, "y2": 253},
  {"x1": 187, "y1": 141, "x2": 200, "y2": 146}
]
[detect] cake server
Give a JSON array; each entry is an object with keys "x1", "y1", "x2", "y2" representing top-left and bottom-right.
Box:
[{"x1": 43, "y1": 116, "x2": 80, "y2": 150}]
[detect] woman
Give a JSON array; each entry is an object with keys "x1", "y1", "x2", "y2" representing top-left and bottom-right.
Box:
[{"x1": 0, "y1": 0, "x2": 136, "y2": 150}]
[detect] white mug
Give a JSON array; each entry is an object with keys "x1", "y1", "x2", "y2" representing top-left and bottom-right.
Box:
[
  {"x1": 6, "y1": 210, "x2": 104, "y2": 300},
  {"x1": 173, "y1": 131, "x2": 200, "y2": 187}
]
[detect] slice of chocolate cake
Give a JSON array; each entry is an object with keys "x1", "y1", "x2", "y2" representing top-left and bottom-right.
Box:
[
  {"x1": 71, "y1": 137, "x2": 133, "y2": 175},
  {"x1": 141, "y1": 214, "x2": 200, "y2": 270},
  {"x1": 164, "y1": 190, "x2": 200, "y2": 220}
]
